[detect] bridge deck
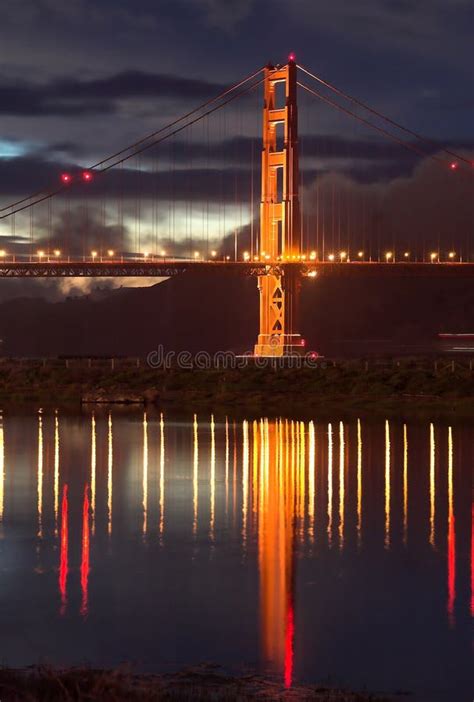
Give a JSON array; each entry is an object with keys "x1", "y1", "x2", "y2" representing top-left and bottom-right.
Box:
[{"x1": 0, "y1": 260, "x2": 474, "y2": 277}]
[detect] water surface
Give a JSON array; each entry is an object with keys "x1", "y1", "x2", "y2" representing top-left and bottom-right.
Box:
[{"x1": 0, "y1": 408, "x2": 472, "y2": 701}]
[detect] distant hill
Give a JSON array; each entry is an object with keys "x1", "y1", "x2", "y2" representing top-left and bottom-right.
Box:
[{"x1": 1, "y1": 271, "x2": 474, "y2": 357}]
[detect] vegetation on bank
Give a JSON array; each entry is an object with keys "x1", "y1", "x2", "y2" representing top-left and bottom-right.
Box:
[
  {"x1": 0, "y1": 665, "x2": 390, "y2": 701},
  {"x1": 0, "y1": 357, "x2": 473, "y2": 414}
]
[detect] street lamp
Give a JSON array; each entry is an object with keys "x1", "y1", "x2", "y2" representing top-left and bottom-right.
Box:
[
  {"x1": 91, "y1": 250, "x2": 97, "y2": 260},
  {"x1": 328, "y1": 253, "x2": 335, "y2": 261},
  {"x1": 385, "y1": 251, "x2": 393, "y2": 261}
]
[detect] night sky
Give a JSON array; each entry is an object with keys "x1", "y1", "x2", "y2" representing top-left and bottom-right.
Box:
[{"x1": 0, "y1": 0, "x2": 473, "y2": 298}]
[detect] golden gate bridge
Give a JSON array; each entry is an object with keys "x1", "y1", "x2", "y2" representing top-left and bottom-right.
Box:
[{"x1": 0, "y1": 56, "x2": 473, "y2": 357}]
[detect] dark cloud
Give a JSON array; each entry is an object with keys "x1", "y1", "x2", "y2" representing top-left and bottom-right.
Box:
[{"x1": 0, "y1": 71, "x2": 224, "y2": 117}]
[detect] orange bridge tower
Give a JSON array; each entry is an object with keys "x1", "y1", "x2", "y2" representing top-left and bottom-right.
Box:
[{"x1": 254, "y1": 58, "x2": 303, "y2": 357}]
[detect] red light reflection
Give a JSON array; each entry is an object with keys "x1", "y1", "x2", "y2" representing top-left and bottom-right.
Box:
[
  {"x1": 284, "y1": 602, "x2": 295, "y2": 689},
  {"x1": 80, "y1": 484, "x2": 90, "y2": 616}
]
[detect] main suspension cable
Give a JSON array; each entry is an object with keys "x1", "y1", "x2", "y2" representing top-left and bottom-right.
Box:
[
  {"x1": 298, "y1": 63, "x2": 472, "y2": 167},
  {"x1": 0, "y1": 66, "x2": 265, "y2": 216},
  {"x1": 298, "y1": 81, "x2": 453, "y2": 166}
]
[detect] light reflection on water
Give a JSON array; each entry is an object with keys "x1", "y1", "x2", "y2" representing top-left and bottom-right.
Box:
[{"x1": 0, "y1": 409, "x2": 471, "y2": 701}]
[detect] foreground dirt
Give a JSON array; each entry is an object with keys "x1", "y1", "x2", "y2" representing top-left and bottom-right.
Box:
[{"x1": 0, "y1": 665, "x2": 392, "y2": 702}]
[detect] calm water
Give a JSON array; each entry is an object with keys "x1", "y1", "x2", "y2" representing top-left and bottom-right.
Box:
[{"x1": 0, "y1": 409, "x2": 471, "y2": 701}]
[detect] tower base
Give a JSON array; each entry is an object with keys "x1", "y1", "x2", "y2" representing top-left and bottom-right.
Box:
[{"x1": 254, "y1": 333, "x2": 305, "y2": 358}]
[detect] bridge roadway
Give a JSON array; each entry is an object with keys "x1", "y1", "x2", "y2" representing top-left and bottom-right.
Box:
[{"x1": 1, "y1": 259, "x2": 474, "y2": 277}]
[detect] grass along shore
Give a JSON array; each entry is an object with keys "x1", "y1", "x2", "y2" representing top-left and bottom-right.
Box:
[{"x1": 0, "y1": 357, "x2": 473, "y2": 415}]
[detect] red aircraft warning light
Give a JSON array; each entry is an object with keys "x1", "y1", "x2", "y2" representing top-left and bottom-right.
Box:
[
  {"x1": 450, "y1": 162, "x2": 458, "y2": 170},
  {"x1": 288, "y1": 52, "x2": 296, "y2": 62},
  {"x1": 61, "y1": 173, "x2": 72, "y2": 183},
  {"x1": 82, "y1": 170, "x2": 93, "y2": 182}
]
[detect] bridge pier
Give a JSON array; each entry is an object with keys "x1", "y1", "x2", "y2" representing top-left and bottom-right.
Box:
[
  {"x1": 254, "y1": 58, "x2": 304, "y2": 357},
  {"x1": 255, "y1": 266, "x2": 303, "y2": 357}
]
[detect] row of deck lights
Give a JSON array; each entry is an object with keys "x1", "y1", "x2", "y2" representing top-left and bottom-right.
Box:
[
  {"x1": 242, "y1": 250, "x2": 459, "y2": 262},
  {"x1": 0, "y1": 249, "x2": 461, "y2": 262}
]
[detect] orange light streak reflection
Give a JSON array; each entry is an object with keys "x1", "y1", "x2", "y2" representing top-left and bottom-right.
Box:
[
  {"x1": 0, "y1": 412, "x2": 4, "y2": 525},
  {"x1": 107, "y1": 412, "x2": 113, "y2": 536},
  {"x1": 338, "y1": 421, "x2": 344, "y2": 549},
  {"x1": 327, "y1": 423, "x2": 333, "y2": 546},
  {"x1": 447, "y1": 426, "x2": 455, "y2": 626},
  {"x1": 357, "y1": 419, "x2": 362, "y2": 547},
  {"x1": 259, "y1": 420, "x2": 296, "y2": 688},
  {"x1": 403, "y1": 423, "x2": 408, "y2": 545},
  {"x1": 193, "y1": 414, "x2": 199, "y2": 535},
  {"x1": 308, "y1": 421, "x2": 315, "y2": 543},
  {"x1": 159, "y1": 412, "x2": 165, "y2": 541},
  {"x1": 429, "y1": 423, "x2": 436, "y2": 548},
  {"x1": 54, "y1": 411, "x2": 59, "y2": 535},
  {"x1": 142, "y1": 412, "x2": 148, "y2": 537},
  {"x1": 384, "y1": 420, "x2": 390, "y2": 550},
  {"x1": 80, "y1": 484, "x2": 90, "y2": 616},
  {"x1": 90, "y1": 413, "x2": 96, "y2": 534},
  {"x1": 37, "y1": 409, "x2": 43, "y2": 539}
]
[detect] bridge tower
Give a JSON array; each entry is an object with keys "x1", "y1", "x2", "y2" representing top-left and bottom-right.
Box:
[{"x1": 254, "y1": 58, "x2": 303, "y2": 357}]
